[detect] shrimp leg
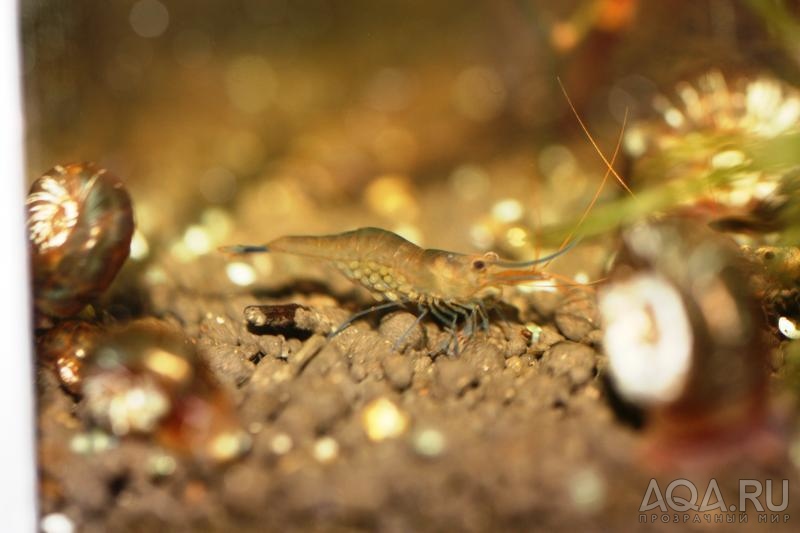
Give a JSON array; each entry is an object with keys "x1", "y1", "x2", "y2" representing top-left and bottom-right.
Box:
[
  {"x1": 329, "y1": 300, "x2": 407, "y2": 339},
  {"x1": 462, "y1": 309, "x2": 475, "y2": 338},
  {"x1": 428, "y1": 301, "x2": 456, "y2": 354},
  {"x1": 468, "y1": 307, "x2": 480, "y2": 339},
  {"x1": 391, "y1": 306, "x2": 428, "y2": 352},
  {"x1": 432, "y1": 300, "x2": 461, "y2": 355},
  {"x1": 444, "y1": 301, "x2": 476, "y2": 343},
  {"x1": 428, "y1": 301, "x2": 454, "y2": 328},
  {"x1": 477, "y1": 302, "x2": 490, "y2": 333},
  {"x1": 461, "y1": 307, "x2": 483, "y2": 345}
]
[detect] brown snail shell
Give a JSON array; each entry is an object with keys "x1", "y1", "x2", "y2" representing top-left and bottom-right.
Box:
[
  {"x1": 36, "y1": 320, "x2": 102, "y2": 395},
  {"x1": 80, "y1": 319, "x2": 249, "y2": 463},
  {"x1": 26, "y1": 163, "x2": 134, "y2": 319},
  {"x1": 599, "y1": 218, "x2": 781, "y2": 468}
]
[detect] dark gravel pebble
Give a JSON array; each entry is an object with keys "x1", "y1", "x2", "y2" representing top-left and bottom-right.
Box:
[
  {"x1": 541, "y1": 341, "x2": 597, "y2": 388},
  {"x1": 462, "y1": 342, "x2": 505, "y2": 374},
  {"x1": 436, "y1": 358, "x2": 478, "y2": 396},
  {"x1": 504, "y1": 333, "x2": 529, "y2": 358},
  {"x1": 379, "y1": 311, "x2": 426, "y2": 351},
  {"x1": 382, "y1": 354, "x2": 414, "y2": 390},
  {"x1": 244, "y1": 303, "x2": 309, "y2": 328},
  {"x1": 199, "y1": 343, "x2": 256, "y2": 390},
  {"x1": 554, "y1": 291, "x2": 600, "y2": 342},
  {"x1": 530, "y1": 324, "x2": 565, "y2": 355}
]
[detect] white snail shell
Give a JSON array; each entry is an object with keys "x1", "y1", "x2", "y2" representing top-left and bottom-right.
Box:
[
  {"x1": 601, "y1": 218, "x2": 767, "y2": 412},
  {"x1": 599, "y1": 272, "x2": 693, "y2": 404}
]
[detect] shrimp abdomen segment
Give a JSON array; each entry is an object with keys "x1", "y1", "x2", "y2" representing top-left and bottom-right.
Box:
[
  {"x1": 267, "y1": 227, "x2": 414, "y2": 262},
  {"x1": 268, "y1": 228, "x2": 430, "y2": 301}
]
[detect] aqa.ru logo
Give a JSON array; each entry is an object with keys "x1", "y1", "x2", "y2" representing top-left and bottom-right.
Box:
[{"x1": 639, "y1": 479, "x2": 789, "y2": 524}]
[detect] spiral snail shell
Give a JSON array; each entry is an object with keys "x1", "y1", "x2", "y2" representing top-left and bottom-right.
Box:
[
  {"x1": 26, "y1": 163, "x2": 134, "y2": 319},
  {"x1": 81, "y1": 319, "x2": 250, "y2": 463},
  {"x1": 599, "y1": 218, "x2": 780, "y2": 468}
]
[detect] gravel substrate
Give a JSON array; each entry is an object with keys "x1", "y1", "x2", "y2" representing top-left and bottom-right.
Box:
[{"x1": 35, "y1": 265, "x2": 800, "y2": 532}]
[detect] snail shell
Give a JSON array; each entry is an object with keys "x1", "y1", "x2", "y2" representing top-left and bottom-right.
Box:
[
  {"x1": 36, "y1": 320, "x2": 101, "y2": 395},
  {"x1": 26, "y1": 163, "x2": 134, "y2": 319},
  {"x1": 81, "y1": 319, "x2": 250, "y2": 463},
  {"x1": 599, "y1": 218, "x2": 779, "y2": 467}
]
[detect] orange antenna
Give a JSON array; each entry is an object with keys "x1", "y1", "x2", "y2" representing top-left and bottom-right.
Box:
[
  {"x1": 539, "y1": 80, "x2": 632, "y2": 273},
  {"x1": 554, "y1": 107, "x2": 628, "y2": 256},
  {"x1": 499, "y1": 270, "x2": 608, "y2": 287},
  {"x1": 498, "y1": 270, "x2": 608, "y2": 294},
  {"x1": 556, "y1": 77, "x2": 635, "y2": 197}
]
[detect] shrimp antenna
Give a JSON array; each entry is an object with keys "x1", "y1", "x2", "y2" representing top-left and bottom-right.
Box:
[
  {"x1": 488, "y1": 238, "x2": 580, "y2": 268},
  {"x1": 537, "y1": 81, "x2": 630, "y2": 271},
  {"x1": 556, "y1": 77, "x2": 635, "y2": 197},
  {"x1": 552, "y1": 107, "x2": 628, "y2": 257},
  {"x1": 219, "y1": 244, "x2": 270, "y2": 254}
]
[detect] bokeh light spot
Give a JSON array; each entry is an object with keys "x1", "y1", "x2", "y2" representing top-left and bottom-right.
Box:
[{"x1": 129, "y1": 0, "x2": 169, "y2": 39}]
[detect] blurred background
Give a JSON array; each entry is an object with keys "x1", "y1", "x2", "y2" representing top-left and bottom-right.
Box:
[{"x1": 22, "y1": 0, "x2": 800, "y2": 271}]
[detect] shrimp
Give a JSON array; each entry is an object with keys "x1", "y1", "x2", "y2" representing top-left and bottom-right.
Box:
[
  {"x1": 223, "y1": 80, "x2": 632, "y2": 352},
  {"x1": 222, "y1": 228, "x2": 577, "y2": 351}
]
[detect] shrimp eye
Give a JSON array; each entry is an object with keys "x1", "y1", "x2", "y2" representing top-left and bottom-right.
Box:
[{"x1": 472, "y1": 259, "x2": 486, "y2": 270}]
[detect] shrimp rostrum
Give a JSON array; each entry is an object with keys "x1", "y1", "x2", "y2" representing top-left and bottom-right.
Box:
[{"x1": 223, "y1": 227, "x2": 574, "y2": 353}]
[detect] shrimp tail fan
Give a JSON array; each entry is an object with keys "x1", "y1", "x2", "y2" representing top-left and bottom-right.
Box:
[{"x1": 219, "y1": 244, "x2": 270, "y2": 254}]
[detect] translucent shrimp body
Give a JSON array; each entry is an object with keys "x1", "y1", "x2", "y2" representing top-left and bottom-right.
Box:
[
  {"x1": 224, "y1": 227, "x2": 565, "y2": 341},
  {"x1": 268, "y1": 228, "x2": 434, "y2": 303}
]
